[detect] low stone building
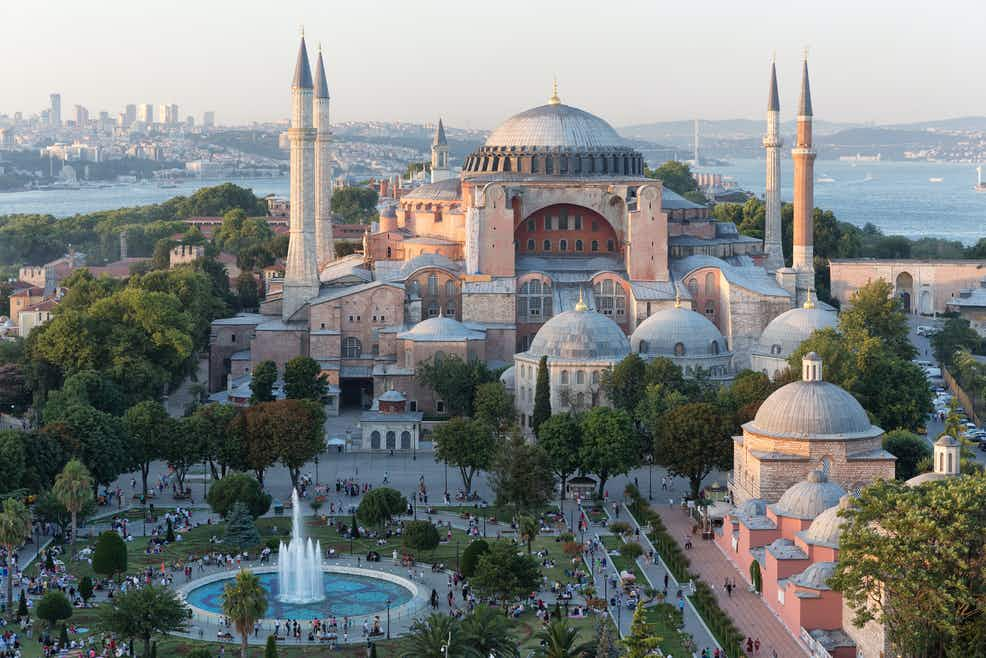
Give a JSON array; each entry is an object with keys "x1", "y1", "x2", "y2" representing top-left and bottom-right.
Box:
[
  {"x1": 358, "y1": 390, "x2": 423, "y2": 452},
  {"x1": 830, "y1": 258, "x2": 986, "y2": 315}
]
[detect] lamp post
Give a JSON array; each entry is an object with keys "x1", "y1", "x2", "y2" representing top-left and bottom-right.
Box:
[
  {"x1": 648, "y1": 455, "x2": 653, "y2": 501},
  {"x1": 455, "y1": 540, "x2": 460, "y2": 572},
  {"x1": 386, "y1": 598, "x2": 391, "y2": 639}
]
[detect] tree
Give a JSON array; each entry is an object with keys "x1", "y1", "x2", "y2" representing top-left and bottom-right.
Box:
[
  {"x1": 283, "y1": 356, "x2": 327, "y2": 401},
  {"x1": 536, "y1": 413, "x2": 582, "y2": 500},
  {"x1": 601, "y1": 354, "x2": 648, "y2": 414},
  {"x1": 235, "y1": 271, "x2": 259, "y2": 311},
  {"x1": 416, "y1": 354, "x2": 494, "y2": 417},
  {"x1": 16, "y1": 589, "x2": 27, "y2": 619},
  {"x1": 43, "y1": 369, "x2": 125, "y2": 421},
  {"x1": 331, "y1": 187, "x2": 379, "y2": 225},
  {"x1": 264, "y1": 635, "x2": 279, "y2": 658},
  {"x1": 92, "y1": 530, "x2": 127, "y2": 580},
  {"x1": 579, "y1": 408, "x2": 639, "y2": 497},
  {"x1": 534, "y1": 618, "x2": 595, "y2": 658},
  {"x1": 517, "y1": 515, "x2": 540, "y2": 555},
  {"x1": 50, "y1": 403, "x2": 129, "y2": 488},
  {"x1": 401, "y1": 614, "x2": 474, "y2": 658},
  {"x1": 830, "y1": 476, "x2": 986, "y2": 657},
  {"x1": 357, "y1": 487, "x2": 407, "y2": 529},
  {"x1": 98, "y1": 585, "x2": 189, "y2": 658},
  {"x1": 622, "y1": 602, "x2": 662, "y2": 658},
  {"x1": 36, "y1": 591, "x2": 72, "y2": 630},
  {"x1": 162, "y1": 415, "x2": 207, "y2": 494},
  {"x1": 655, "y1": 402, "x2": 733, "y2": 498},
  {"x1": 222, "y1": 570, "x2": 268, "y2": 658},
  {"x1": 460, "y1": 539, "x2": 490, "y2": 578},
  {"x1": 79, "y1": 575, "x2": 94, "y2": 605},
  {"x1": 224, "y1": 501, "x2": 261, "y2": 550},
  {"x1": 490, "y1": 430, "x2": 555, "y2": 513},
  {"x1": 460, "y1": 605, "x2": 518, "y2": 658},
  {"x1": 883, "y1": 429, "x2": 931, "y2": 480},
  {"x1": 52, "y1": 459, "x2": 94, "y2": 551},
  {"x1": 932, "y1": 316, "x2": 983, "y2": 368},
  {"x1": 531, "y1": 356, "x2": 551, "y2": 435},
  {"x1": 0, "y1": 363, "x2": 31, "y2": 415},
  {"x1": 191, "y1": 403, "x2": 239, "y2": 479},
  {"x1": 20, "y1": 427, "x2": 67, "y2": 494},
  {"x1": 720, "y1": 369, "x2": 776, "y2": 427},
  {"x1": 644, "y1": 160, "x2": 705, "y2": 203},
  {"x1": 213, "y1": 209, "x2": 274, "y2": 254},
  {"x1": 0, "y1": 430, "x2": 26, "y2": 494},
  {"x1": 250, "y1": 360, "x2": 277, "y2": 404},
  {"x1": 594, "y1": 619, "x2": 619, "y2": 658},
  {"x1": 749, "y1": 559, "x2": 762, "y2": 594},
  {"x1": 402, "y1": 520, "x2": 440, "y2": 552},
  {"x1": 246, "y1": 399, "x2": 325, "y2": 488},
  {"x1": 0, "y1": 498, "x2": 32, "y2": 619},
  {"x1": 206, "y1": 473, "x2": 271, "y2": 518},
  {"x1": 123, "y1": 400, "x2": 172, "y2": 501},
  {"x1": 228, "y1": 403, "x2": 279, "y2": 484},
  {"x1": 473, "y1": 381, "x2": 515, "y2": 436},
  {"x1": 472, "y1": 542, "x2": 541, "y2": 602},
  {"x1": 433, "y1": 418, "x2": 497, "y2": 496},
  {"x1": 839, "y1": 278, "x2": 915, "y2": 361}
]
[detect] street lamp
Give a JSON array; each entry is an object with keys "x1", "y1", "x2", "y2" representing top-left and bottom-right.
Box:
[
  {"x1": 386, "y1": 598, "x2": 391, "y2": 639},
  {"x1": 648, "y1": 455, "x2": 653, "y2": 501},
  {"x1": 455, "y1": 540, "x2": 460, "y2": 572}
]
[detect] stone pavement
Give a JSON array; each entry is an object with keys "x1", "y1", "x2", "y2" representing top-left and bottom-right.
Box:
[{"x1": 653, "y1": 501, "x2": 809, "y2": 658}]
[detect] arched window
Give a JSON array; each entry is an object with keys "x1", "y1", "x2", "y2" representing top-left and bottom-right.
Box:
[
  {"x1": 674, "y1": 342, "x2": 686, "y2": 356},
  {"x1": 638, "y1": 340, "x2": 649, "y2": 354},
  {"x1": 445, "y1": 301, "x2": 455, "y2": 317},
  {"x1": 527, "y1": 239, "x2": 535, "y2": 250},
  {"x1": 575, "y1": 239, "x2": 584, "y2": 252},
  {"x1": 428, "y1": 302, "x2": 439, "y2": 317},
  {"x1": 386, "y1": 246, "x2": 392, "y2": 258},
  {"x1": 710, "y1": 340, "x2": 719, "y2": 355},
  {"x1": 593, "y1": 279, "x2": 627, "y2": 319},
  {"x1": 576, "y1": 370, "x2": 585, "y2": 385},
  {"x1": 400, "y1": 431, "x2": 411, "y2": 450},
  {"x1": 591, "y1": 240, "x2": 599, "y2": 252},
  {"x1": 445, "y1": 280, "x2": 455, "y2": 297},
  {"x1": 386, "y1": 431, "x2": 396, "y2": 450},
  {"x1": 606, "y1": 239, "x2": 615, "y2": 252},
  {"x1": 408, "y1": 280, "x2": 419, "y2": 296},
  {"x1": 517, "y1": 278, "x2": 553, "y2": 322},
  {"x1": 428, "y1": 274, "x2": 438, "y2": 296},
  {"x1": 705, "y1": 301, "x2": 716, "y2": 318},
  {"x1": 370, "y1": 431, "x2": 381, "y2": 449},
  {"x1": 543, "y1": 240, "x2": 551, "y2": 251},
  {"x1": 770, "y1": 344, "x2": 782, "y2": 355},
  {"x1": 343, "y1": 336, "x2": 362, "y2": 358},
  {"x1": 705, "y1": 272, "x2": 715, "y2": 296},
  {"x1": 591, "y1": 371, "x2": 600, "y2": 385},
  {"x1": 560, "y1": 370, "x2": 569, "y2": 385},
  {"x1": 687, "y1": 278, "x2": 699, "y2": 297},
  {"x1": 559, "y1": 239, "x2": 568, "y2": 252}
]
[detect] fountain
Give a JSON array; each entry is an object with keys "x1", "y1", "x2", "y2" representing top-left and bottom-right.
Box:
[{"x1": 277, "y1": 489, "x2": 324, "y2": 603}]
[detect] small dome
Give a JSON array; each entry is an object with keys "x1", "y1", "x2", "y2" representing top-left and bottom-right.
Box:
[
  {"x1": 789, "y1": 562, "x2": 836, "y2": 590},
  {"x1": 802, "y1": 494, "x2": 853, "y2": 547},
  {"x1": 740, "y1": 499, "x2": 767, "y2": 517},
  {"x1": 527, "y1": 309, "x2": 630, "y2": 361},
  {"x1": 906, "y1": 471, "x2": 950, "y2": 486},
  {"x1": 630, "y1": 305, "x2": 728, "y2": 358},
  {"x1": 772, "y1": 470, "x2": 846, "y2": 520},
  {"x1": 935, "y1": 433, "x2": 961, "y2": 448},
  {"x1": 499, "y1": 365, "x2": 515, "y2": 392},
  {"x1": 378, "y1": 390, "x2": 406, "y2": 402},
  {"x1": 398, "y1": 316, "x2": 484, "y2": 342},
  {"x1": 398, "y1": 253, "x2": 459, "y2": 278},
  {"x1": 755, "y1": 305, "x2": 837, "y2": 358},
  {"x1": 485, "y1": 103, "x2": 625, "y2": 149}
]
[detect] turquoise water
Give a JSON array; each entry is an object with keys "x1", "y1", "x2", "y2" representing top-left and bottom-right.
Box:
[
  {"x1": 1, "y1": 159, "x2": 983, "y2": 244},
  {"x1": 186, "y1": 571, "x2": 412, "y2": 619}
]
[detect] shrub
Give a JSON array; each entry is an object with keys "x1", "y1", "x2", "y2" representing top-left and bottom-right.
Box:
[
  {"x1": 265, "y1": 538, "x2": 280, "y2": 551},
  {"x1": 206, "y1": 473, "x2": 271, "y2": 518},
  {"x1": 460, "y1": 539, "x2": 490, "y2": 578},
  {"x1": 402, "y1": 521, "x2": 440, "y2": 552},
  {"x1": 186, "y1": 649, "x2": 213, "y2": 658},
  {"x1": 750, "y1": 559, "x2": 762, "y2": 594},
  {"x1": 608, "y1": 521, "x2": 631, "y2": 536},
  {"x1": 36, "y1": 591, "x2": 72, "y2": 629},
  {"x1": 559, "y1": 532, "x2": 575, "y2": 543},
  {"x1": 17, "y1": 589, "x2": 28, "y2": 618},
  {"x1": 620, "y1": 541, "x2": 644, "y2": 561},
  {"x1": 264, "y1": 635, "x2": 278, "y2": 658},
  {"x1": 561, "y1": 541, "x2": 583, "y2": 558},
  {"x1": 78, "y1": 576, "x2": 94, "y2": 605}
]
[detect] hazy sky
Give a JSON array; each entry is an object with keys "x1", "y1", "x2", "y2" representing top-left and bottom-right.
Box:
[{"x1": 6, "y1": 0, "x2": 984, "y2": 129}]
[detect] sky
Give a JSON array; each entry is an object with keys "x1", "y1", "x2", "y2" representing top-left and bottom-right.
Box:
[{"x1": 6, "y1": 0, "x2": 985, "y2": 129}]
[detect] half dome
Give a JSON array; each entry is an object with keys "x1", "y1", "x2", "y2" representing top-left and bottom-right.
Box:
[{"x1": 527, "y1": 309, "x2": 630, "y2": 361}]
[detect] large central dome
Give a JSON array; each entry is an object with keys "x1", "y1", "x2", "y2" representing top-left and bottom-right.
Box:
[{"x1": 485, "y1": 103, "x2": 625, "y2": 149}]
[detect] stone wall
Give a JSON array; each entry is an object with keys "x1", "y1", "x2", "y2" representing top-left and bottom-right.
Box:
[{"x1": 830, "y1": 259, "x2": 986, "y2": 314}]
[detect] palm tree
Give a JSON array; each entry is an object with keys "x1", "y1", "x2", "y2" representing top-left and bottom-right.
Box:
[
  {"x1": 401, "y1": 614, "x2": 478, "y2": 658},
  {"x1": 221, "y1": 570, "x2": 267, "y2": 658},
  {"x1": 0, "y1": 498, "x2": 32, "y2": 619},
  {"x1": 534, "y1": 618, "x2": 594, "y2": 658},
  {"x1": 52, "y1": 459, "x2": 94, "y2": 556},
  {"x1": 518, "y1": 514, "x2": 540, "y2": 555},
  {"x1": 459, "y1": 605, "x2": 518, "y2": 657}
]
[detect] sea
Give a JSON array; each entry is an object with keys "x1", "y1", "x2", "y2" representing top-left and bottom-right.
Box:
[{"x1": 1, "y1": 159, "x2": 983, "y2": 245}]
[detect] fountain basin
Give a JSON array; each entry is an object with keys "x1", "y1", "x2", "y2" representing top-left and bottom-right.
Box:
[{"x1": 179, "y1": 566, "x2": 420, "y2": 625}]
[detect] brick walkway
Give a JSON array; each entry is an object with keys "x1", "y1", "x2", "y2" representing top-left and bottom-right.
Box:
[{"x1": 654, "y1": 502, "x2": 809, "y2": 658}]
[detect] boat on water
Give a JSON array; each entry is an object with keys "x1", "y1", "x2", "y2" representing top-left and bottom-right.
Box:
[
  {"x1": 929, "y1": 177, "x2": 944, "y2": 183},
  {"x1": 976, "y1": 166, "x2": 986, "y2": 192},
  {"x1": 817, "y1": 175, "x2": 836, "y2": 183}
]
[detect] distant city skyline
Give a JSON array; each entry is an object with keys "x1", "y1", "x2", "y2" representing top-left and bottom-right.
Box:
[{"x1": 6, "y1": 0, "x2": 985, "y2": 129}]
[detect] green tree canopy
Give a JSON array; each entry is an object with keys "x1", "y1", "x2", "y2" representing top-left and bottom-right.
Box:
[
  {"x1": 460, "y1": 539, "x2": 490, "y2": 579},
  {"x1": 250, "y1": 360, "x2": 277, "y2": 404},
  {"x1": 190, "y1": 402, "x2": 239, "y2": 479},
  {"x1": 402, "y1": 520, "x2": 441, "y2": 552},
  {"x1": 644, "y1": 161, "x2": 706, "y2": 204},
  {"x1": 531, "y1": 356, "x2": 552, "y2": 435},
  {"x1": 839, "y1": 278, "x2": 915, "y2": 361},
  {"x1": 162, "y1": 415, "x2": 208, "y2": 493},
  {"x1": 357, "y1": 487, "x2": 407, "y2": 529},
  {"x1": 534, "y1": 618, "x2": 595, "y2": 658},
  {"x1": 472, "y1": 542, "x2": 541, "y2": 602},
  {"x1": 35, "y1": 591, "x2": 72, "y2": 630},
  {"x1": 48, "y1": 403, "x2": 129, "y2": 488},
  {"x1": 331, "y1": 187, "x2": 379, "y2": 224},
  {"x1": 491, "y1": 430, "x2": 555, "y2": 514},
  {"x1": 98, "y1": 585, "x2": 189, "y2": 658},
  {"x1": 123, "y1": 400, "x2": 173, "y2": 498},
  {"x1": 92, "y1": 530, "x2": 128, "y2": 580},
  {"x1": 283, "y1": 356, "x2": 327, "y2": 401},
  {"x1": 536, "y1": 413, "x2": 583, "y2": 499},
  {"x1": 601, "y1": 353, "x2": 648, "y2": 414},
  {"x1": 52, "y1": 458, "x2": 94, "y2": 548},
  {"x1": 0, "y1": 430, "x2": 26, "y2": 495},
  {"x1": 655, "y1": 402, "x2": 733, "y2": 498},
  {"x1": 459, "y1": 605, "x2": 518, "y2": 658},
  {"x1": 882, "y1": 430, "x2": 931, "y2": 481},
  {"x1": 473, "y1": 381, "x2": 516, "y2": 436},
  {"x1": 416, "y1": 354, "x2": 495, "y2": 417},
  {"x1": 206, "y1": 473, "x2": 271, "y2": 519},
  {"x1": 432, "y1": 418, "x2": 497, "y2": 495},
  {"x1": 579, "y1": 407, "x2": 639, "y2": 497},
  {"x1": 223, "y1": 501, "x2": 261, "y2": 550},
  {"x1": 0, "y1": 498, "x2": 32, "y2": 617},
  {"x1": 931, "y1": 316, "x2": 984, "y2": 368}
]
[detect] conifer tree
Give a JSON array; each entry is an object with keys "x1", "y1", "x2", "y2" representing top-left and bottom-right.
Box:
[
  {"x1": 532, "y1": 355, "x2": 551, "y2": 435},
  {"x1": 223, "y1": 502, "x2": 260, "y2": 549},
  {"x1": 622, "y1": 602, "x2": 662, "y2": 658}
]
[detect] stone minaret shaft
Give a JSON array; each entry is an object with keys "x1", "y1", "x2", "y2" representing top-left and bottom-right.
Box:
[
  {"x1": 313, "y1": 46, "x2": 334, "y2": 267},
  {"x1": 283, "y1": 35, "x2": 320, "y2": 321},
  {"x1": 792, "y1": 57, "x2": 816, "y2": 286},
  {"x1": 762, "y1": 61, "x2": 784, "y2": 272}
]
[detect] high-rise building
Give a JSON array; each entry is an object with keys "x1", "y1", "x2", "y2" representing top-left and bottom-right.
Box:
[
  {"x1": 156, "y1": 104, "x2": 168, "y2": 124},
  {"x1": 49, "y1": 93, "x2": 61, "y2": 127},
  {"x1": 169, "y1": 104, "x2": 179, "y2": 124},
  {"x1": 137, "y1": 103, "x2": 153, "y2": 124},
  {"x1": 762, "y1": 60, "x2": 784, "y2": 272},
  {"x1": 74, "y1": 105, "x2": 89, "y2": 127},
  {"x1": 124, "y1": 104, "x2": 137, "y2": 126},
  {"x1": 186, "y1": 115, "x2": 195, "y2": 129},
  {"x1": 202, "y1": 111, "x2": 215, "y2": 128}
]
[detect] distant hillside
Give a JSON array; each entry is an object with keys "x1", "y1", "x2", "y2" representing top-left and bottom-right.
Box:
[
  {"x1": 619, "y1": 118, "x2": 854, "y2": 144},
  {"x1": 888, "y1": 116, "x2": 986, "y2": 132}
]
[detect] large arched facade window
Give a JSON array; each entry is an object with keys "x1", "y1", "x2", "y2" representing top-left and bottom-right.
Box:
[
  {"x1": 517, "y1": 278, "x2": 553, "y2": 322},
  {"x1": 593, "y1": 278, "x2": 627, "y2": 320},
  {"x1": 343, "y1": 336, "x2": 362, "y2": 358},
  {"x1": 515, "y1": 204, "x2": 619, "y2": 256}
]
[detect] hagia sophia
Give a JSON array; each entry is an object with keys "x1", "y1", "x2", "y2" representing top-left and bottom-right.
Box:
[{"x1": 209, "y1": 37, "x2": 836, "y2": 432}]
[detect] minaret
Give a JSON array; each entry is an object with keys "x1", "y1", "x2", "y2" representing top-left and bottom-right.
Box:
[
  {"x1": 762, "y1": 59, "x2": 784, "y2": 272},
  {"x1": 430, "y1": 118, "x2": 450, "y2": 183},
  {"x1": 791, "y1": 55, "x2": 816, "y2": 302},
  {"x1": 313, "y1": 43, "x2": 334, "y2": 267},
  {"x1": 282, "y1": 33, "x2": 320, "y2": 321}
]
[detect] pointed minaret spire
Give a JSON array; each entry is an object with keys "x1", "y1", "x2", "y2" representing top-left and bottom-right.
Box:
[
  {"x1": 430, "y1": 118, "x2": 450, "y2": 183},
  {"x1": 767, "y1": 59, "x2": 780, "y2": 112},
  {"x1": 798, "y1": 52, "x2": 813, "y2": 117},
  {"x1": 292, "y1": 34, "x2": 313, "y2": 90},
  {"x1": 433, "y1": 118, "x2": 447, "y2": 146},
  {"x1": 313, "y1": 43, "x2": 329, "y2": 99}
]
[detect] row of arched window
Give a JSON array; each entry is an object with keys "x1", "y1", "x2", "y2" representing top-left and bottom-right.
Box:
[
  {"x1": 368, "y1": 430, "x2": 413, "y2": 450},
  {"x1": 524, "y1": 238, "x2": 615, "y2": 253},
  {"x1": 636, "y1": 340, "x2": 720, "y2": 356}
]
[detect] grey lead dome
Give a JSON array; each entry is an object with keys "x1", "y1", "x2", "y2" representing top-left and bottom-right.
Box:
[
  {"x1": 630, "y1": 305, "x2": 728, "y2": 357},
  {"x1": 485, "y1": 103, "x2": 625, "y2": 150},
  {"x1": 527, "y1": 309, "x2": 630, "y2": 361}
]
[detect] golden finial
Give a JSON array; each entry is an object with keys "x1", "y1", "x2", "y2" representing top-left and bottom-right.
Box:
[
  {"x1": 803, "y1": 288, "x2": 816, "y2": 310},
  {"x1": 549, "y1": 76, "x2": 560, "y2": 105},
  {"x1": 803, "y1": 45, "x2": 810, "y2": 61},
  {"x1": 318, "y1": 41, "x2": 322, "y2": 53},
  {"x1": 771, "y1": 50, "x2": 776, "y2": 63},
  {"x1": 574, "y1": 288, "x2": 588, "y2": 312},
  {"x1": 300, "y1": 25, "x2": 305, "y2": 39},
  {"x1": 674, "y1": 289, "x2": 682, "y2": 309}
]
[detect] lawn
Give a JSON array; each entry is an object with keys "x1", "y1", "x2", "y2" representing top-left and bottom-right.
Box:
[
  {"x1": 600, "y1": 534, "x2": 647, "y2": 585},
  {"x1": 643, "y1": 603, "x2": 693, "y2": 657}
]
